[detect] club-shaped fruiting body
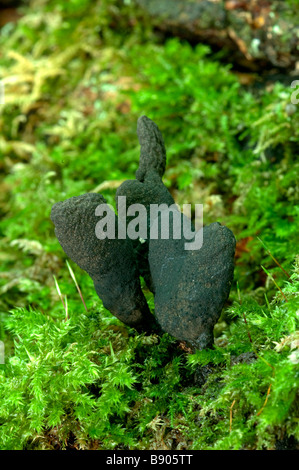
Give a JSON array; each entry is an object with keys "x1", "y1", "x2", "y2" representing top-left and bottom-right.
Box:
[
  {"x1": 51, "y1": 192, "x2": 157, "y2": 332},
  {"x1": 51, "y1": 115, "x2": 236, "y2": 350}
]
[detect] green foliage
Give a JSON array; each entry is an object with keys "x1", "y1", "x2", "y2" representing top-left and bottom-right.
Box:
[
  {"x1": 0, "y1": 261, "x2": 298, "y2": 450},
  {"x1": 0, "y1": 0, "x2": 298, "y2": 450},
  {"x1": 187, "y1": 261, "x2": 299, "y2": 450},
  {"x1": 124, "y1": 39, "x2": 299, "y2": 288},
  {"x1": 0, "y1": 305, "x2": 138, "y2": 449}
]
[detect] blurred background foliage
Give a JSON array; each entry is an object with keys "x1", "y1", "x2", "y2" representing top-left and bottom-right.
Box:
[{"x1": 0, "y1": 0, "x2": 298, "y2": 450}]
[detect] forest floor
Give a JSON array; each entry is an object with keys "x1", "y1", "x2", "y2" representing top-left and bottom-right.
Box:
[{"x1": 0, "y1": 0, "x2": 298, "y2": 450}]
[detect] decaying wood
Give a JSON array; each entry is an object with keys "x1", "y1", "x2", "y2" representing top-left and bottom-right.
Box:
[{"x1": 134, "y1": 0, "x2": 298, "y2": 70}]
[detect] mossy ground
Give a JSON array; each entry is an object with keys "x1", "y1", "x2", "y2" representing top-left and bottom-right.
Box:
[{"x1": 0, "y1": 0, "x2": 298, "y2": 450}]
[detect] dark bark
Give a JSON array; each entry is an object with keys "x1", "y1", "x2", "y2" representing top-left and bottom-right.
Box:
[
  {"x1": 0, "y1": 1, "x2": 28, "y2": 27},
  {"x1": 134, "y1": 0, "x2": 298, "y2": 70},
  {"x1": 0, "y1": 0, "x2": 26, "y2": 6}
]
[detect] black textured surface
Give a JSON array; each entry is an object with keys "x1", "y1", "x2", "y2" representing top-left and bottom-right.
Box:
[
  {"x1": 116, "y1": 116, "x2": 236, "y2": 350},
  {"x1": 51, "y1": 115, "x2": 236, "y2": 350},
  {"x1": 51, "y1": 193, "x2": 156, "y2": 331},
  {"x1": 116, "y1": 116, "x2": 174, "y2": 218},
  {"x1": 116, "y1": 115, "x2": 174, "y2": 291},
  {"x1": 149, "y1": 216, "x2": 236, "y2": 351}
]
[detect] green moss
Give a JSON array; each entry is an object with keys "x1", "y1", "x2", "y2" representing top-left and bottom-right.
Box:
[
  {"x1": 0, "y1": 261, "x2": 298, "y2": 450},
  {"x1": 0, "y1": 0, "x2": 298, "y2": 450}
]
